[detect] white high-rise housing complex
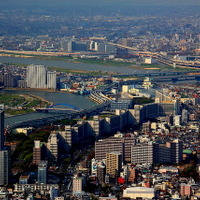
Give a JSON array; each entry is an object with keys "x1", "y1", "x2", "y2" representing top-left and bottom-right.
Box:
[{"x1": 27, "y1": 64, "x2": 56, "y2": 89}]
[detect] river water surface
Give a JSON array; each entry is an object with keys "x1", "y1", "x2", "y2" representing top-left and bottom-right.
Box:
[{"x1": 2, "y1": 90, "x2": 95, "y2": 127}]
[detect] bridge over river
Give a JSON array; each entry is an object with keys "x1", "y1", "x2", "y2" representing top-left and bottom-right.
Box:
[{"x1": 6, "y1": 100, "x2": 111, "y2": 130}]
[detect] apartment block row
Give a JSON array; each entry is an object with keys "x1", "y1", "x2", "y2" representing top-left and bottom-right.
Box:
[{"x1": 95, "y1": 136, "x2": 183, "y2": 165}]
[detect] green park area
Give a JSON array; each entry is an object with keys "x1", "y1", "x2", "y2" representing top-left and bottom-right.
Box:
[{"x1": 0, "y1": 93, "x2": 50, "y2": 116}]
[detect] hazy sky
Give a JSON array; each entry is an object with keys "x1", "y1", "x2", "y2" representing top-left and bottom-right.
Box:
[
  {"x1": 1, "y1": 0, "x2": 200, "y2": 17},
  {"x1": 1, "y1": 0, "x2": 200, "y2": 6}
]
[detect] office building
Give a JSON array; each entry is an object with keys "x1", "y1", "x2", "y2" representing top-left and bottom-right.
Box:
[
  {"x1": 106, "y1": 152, "x2": 122, "y2": 178},
  {"x1": 38, "y1": 161, "x2": 48, "y2": 184}
]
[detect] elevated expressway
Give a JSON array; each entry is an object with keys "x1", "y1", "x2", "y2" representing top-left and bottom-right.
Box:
[{"x1": 108, "y1": 42, "x2": 200, "y2": 69}]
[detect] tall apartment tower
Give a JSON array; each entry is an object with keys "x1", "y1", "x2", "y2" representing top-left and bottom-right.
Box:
[
  {"x1": 72, "y1": 175, "x2": 83, "y2": 194},
  {"x1": 57, "y1": 126, "x2": 72, "y2": 152},
  {"x1": 38, "y1": 161, "x2": 48, "y2": 184},
  {"x1": 97, "y1": 165, "x2": 106, "y2": 184},
  {"x1": 47, "y1": 71, "x2": 57, "y2": 89},
  {"x1": 169, "y1": 139, "x2": 183, "y2": 164},
  {"x1": 27, "y1": 64, "x2": 47, "y2": 89},
  {"x1": 33, "y1": 140, "x2": 42, "y2": 165},
  {"x1": 0, "y1": 104, "x2": 4, "y2": 150},
  {"x1": 47, "y1": 133, "x2": 58, "y2": 163},
  {"x1": 0, "y1": 105, "x2": 9, "y2": 186},
  {"x1": 106, "y1": 152, "x2": 122, "y2": 178},
  {"x1": 0, "y1": 150, "x2": 9, "y2": 185}
]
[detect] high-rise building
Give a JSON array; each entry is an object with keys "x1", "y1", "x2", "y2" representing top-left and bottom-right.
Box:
[
  {"x1": 181, "y1": 109, "x2": 188, "y2": 124},
  {"x1": 56, "y1": 126, "x2": 72, "y2": 153},
  {"x1": 131, "y1": 142, "x2": 154, "y2": 165},
  {"x1": 38, "y1": 161, "x2": 48, "y2": 184},
  {"x1": 47, "y1": 71, "x2": 57, "y2": 89},
  {"x1": 27, "y1": 64, "x2": 56, "y2": 89},
  {"x1": 169, "y1": 139, "x2": 183, "y2": 164},
  {"x1": 126, "y1": 164, "x2": 137, "y2": 183},
  {"x1": 95, "y1": 135, "x2": 135, "y2": 162},
  {"x1": 72, "y1": 175, "x2": 83, "y2": 194},
  {"x1": 131, "y1": 140, "x2": 182, "y2": 165},
  {"x1": 0, "y1": 105, "x2": 9, "y2": 186},
  {"x1": 47, "y1": 132, "x2": 58, "y2": 163},
  {"x1": 0, "y1": 150, "x2": 9, "y2": 185},
  {"x1": 3, "y1": 72, "x2": 17, "y2": 87},
  {"x1": 106, "y1": 152, "x2": 122, "y2": 179},
  {"x1": 0, "y1": 104, "x2": 4, "y2": 150},
  {"x1": 27, "y1": 64, "x2": 47, "y2": 89},
  {"x1": 180, "y1": 184, "x2": 191, "y2": 196},
  {"x1": 87, "y1": 115, "x2": 103, "y2": 138},
  {"x1": 33, "y1": 140, "x2": 42, "y2": 165},
  {"x1": 97, "y1": 164, "x2": 106, "y2": 184}
]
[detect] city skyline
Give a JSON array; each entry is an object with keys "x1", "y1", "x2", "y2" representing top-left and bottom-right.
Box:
[{"x1": 0, "y1": 0, "x2": 200, "y2": 198}]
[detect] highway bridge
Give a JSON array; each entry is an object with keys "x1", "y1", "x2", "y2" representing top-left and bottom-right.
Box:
[
  {"x1": 35, "y1": 103, "x2": 81, "y2": 112},
  {"x1": 7, "y1": 95, "x2": 111, "y2": 130}
]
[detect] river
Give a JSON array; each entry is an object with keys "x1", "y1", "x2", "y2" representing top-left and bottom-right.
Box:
[
  {"x1": 0, "y1": 55, "x2": 146, "y2": 127},
  {"x1": 2, "y1": 90, "x2": 95, "y2": 127},
  {"x1": 0, "y1": 55, "x2": 149, "y2": 74},
  {"x1": 0, "y1": 55, "x2": 197, "y2": 127}
]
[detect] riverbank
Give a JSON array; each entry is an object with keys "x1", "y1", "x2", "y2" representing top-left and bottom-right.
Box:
[
  {"x1": 0, "y1": 49, "x2": 158, "y2": 70},
  {"x1": 0, "y1": 91, "x2": 52, "y2": 116}
]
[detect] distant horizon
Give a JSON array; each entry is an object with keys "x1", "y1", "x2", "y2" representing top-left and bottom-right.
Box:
[
  {"x1": 1, "y1": 0, "x2": 200, "y2": 7},
  {"x1": 1, "y1": 0, "x2": 200, "y2": 17}
]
